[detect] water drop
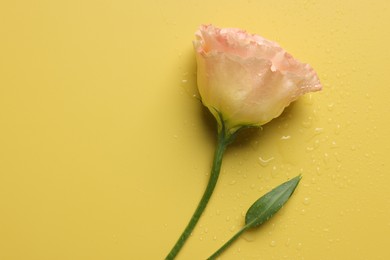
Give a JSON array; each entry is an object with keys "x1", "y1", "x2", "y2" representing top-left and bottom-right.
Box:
[
  {"x1": 334, "y1": 152, "x2": 342, "y2": 162},
  {"x1": 302, "y1": 120, "x2": 312, "y2": 128},
  {"x1": 270, "y1": 240, "x2": 277, "y2": 247},
  {"x1": 306, "y1": 146, "x2": 314, "y2": 152},
  {"x1": 323, "y1": 153, "x2": 330, "y2": 165},
  {"x1": 242, "y1": 234, "x2": 255, "y2": 242},
  {"x1": 271, "y1": 166, "x2": 278, "y2": 178},
  {"x1": 335, "y1": 124, "x2": 341, "y2": 135},
  {"x1": 303, "y1": 197, "x2": 311, "y2": 205},
  {"x1": 258, "y1": 156, "x2": 274, "y2": 167}
]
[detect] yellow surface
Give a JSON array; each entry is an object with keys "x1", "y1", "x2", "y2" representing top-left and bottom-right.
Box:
[{"x1": 1, "y1": 0, "x2": 390, "y2": 259}]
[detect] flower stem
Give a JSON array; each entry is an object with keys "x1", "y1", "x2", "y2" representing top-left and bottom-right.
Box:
[
  {"x1": 165, "y1": 127, "x2": 232, "y2": 260},
  {"x1": 207, "y1": 225, "x2": 250, "y2": 259}
]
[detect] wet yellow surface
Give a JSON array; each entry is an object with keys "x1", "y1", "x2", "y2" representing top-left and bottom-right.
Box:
[{"x1": 1, "y1": 0, "x2": 390, "y2": 259}]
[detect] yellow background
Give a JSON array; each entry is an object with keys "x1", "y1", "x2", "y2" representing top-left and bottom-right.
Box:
[{"x1": 1, "y1": 0, "x2": 389, "y2": 259}]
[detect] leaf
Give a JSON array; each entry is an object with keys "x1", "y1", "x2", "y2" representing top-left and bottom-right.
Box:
[{"x1": 245, "y1": 175, "x2": 302, "y2": 228}]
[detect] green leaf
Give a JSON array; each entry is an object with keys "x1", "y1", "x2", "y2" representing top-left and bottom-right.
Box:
[{"x1": 245, "y1": 175, "x2": 302, "y2": 228}]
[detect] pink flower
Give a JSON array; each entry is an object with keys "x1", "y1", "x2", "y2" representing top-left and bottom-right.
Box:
[{"x1": 194, "y1": 24, "x2": 322, "y2": 132}]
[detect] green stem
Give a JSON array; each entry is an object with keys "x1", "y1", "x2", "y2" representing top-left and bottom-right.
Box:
[
  {"x1": 165, "y1": 127, "x2": 232, "y2": 260},
  {"x1": 207, "y1": 225, "x2": 250, "y2": 260}
]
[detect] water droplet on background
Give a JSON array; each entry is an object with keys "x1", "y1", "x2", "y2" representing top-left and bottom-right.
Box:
[
  {"x1": 303, "y1": 197, "x2": 311, "y2": 205},
  {"x1": 258, "y1": 156, "x2": 274, "y2": 166}
]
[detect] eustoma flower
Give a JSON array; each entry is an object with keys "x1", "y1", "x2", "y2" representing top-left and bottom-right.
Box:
[
  {"x1": 166, "y1": 25, "x2": 322, "y2": 259},
  {"x1": 195, "y1": 24, "x2": 322, "y2": 133}
]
